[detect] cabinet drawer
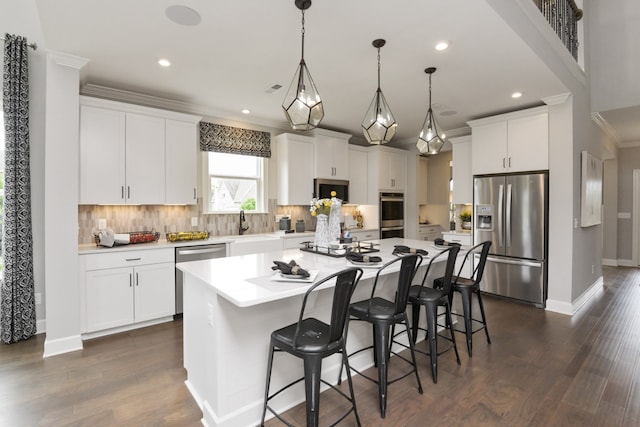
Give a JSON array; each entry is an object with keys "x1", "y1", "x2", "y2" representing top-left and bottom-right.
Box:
[
  {"x1": 442, "y1": 233, "x2": 472, "y2": 246},
  {"x1": 82, "y1": 248, "x2": 174, "y2": 270}
]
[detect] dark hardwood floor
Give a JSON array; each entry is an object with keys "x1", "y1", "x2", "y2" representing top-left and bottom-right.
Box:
[{"x1": 2, "y1": 266, "x2": 640, "y2": 426}]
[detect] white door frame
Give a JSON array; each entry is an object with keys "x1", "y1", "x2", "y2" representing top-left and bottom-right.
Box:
[{"x1": 633, "y1": 170, "x2": 640, "y2": 266}]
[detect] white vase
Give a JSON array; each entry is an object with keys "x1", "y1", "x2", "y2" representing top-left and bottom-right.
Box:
[{"x1": 314, "y1": 214, "x2": 330, "y2": 249}]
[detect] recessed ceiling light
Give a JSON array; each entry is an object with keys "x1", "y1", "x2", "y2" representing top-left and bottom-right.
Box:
[
  {"x1": 241, "y1": 109, "x2": 251, "y2": 115},
  {"x1": 512, "y1": 91, "x2": 523, "y2": 98},
  {"x1": 158, "y1": 58, "x2": 171, "y2": 67},
  {"x1": 166, "y1": 5, "x2": 201, "y2": 26},
  {"x1": 435, "y1": 41, "x2": 450, "y2": 51}
]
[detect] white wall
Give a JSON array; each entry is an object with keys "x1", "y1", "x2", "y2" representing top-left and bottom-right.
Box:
[
  {"x1": 616, "y1": 147, "x2": 640, "y2": 260},
  {"x1": 588, "y1": 0, "x2": 640, "y2": 112}
]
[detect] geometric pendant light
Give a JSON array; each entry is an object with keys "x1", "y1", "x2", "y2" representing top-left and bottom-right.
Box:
[
  {"x1": 282, "y1": 0, "x2": 324, "y2": 131},
  {"x1": 361, "y1": 38, "x2": 397, "y2": 144},
  {"x1": 416, "y1": 67, "x2": 446, "y2": 155}
]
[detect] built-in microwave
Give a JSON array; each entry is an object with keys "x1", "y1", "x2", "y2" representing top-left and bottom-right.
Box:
[{"x1": 314, "y1": 178, "x2": 349, "y2": 202}]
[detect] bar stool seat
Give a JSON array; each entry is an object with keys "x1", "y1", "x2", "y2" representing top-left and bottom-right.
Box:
[{"x1": 261, "y1": 267, "x2": 364, "y2": 427}]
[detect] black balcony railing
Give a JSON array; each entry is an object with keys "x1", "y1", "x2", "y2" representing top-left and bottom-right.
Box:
[{"x1": 533, "y1": 0, "x2": 583, "y2": 60}]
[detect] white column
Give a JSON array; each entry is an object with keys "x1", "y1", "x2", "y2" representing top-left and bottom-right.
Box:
[{"x1": 43, "y1": 51, "x2": 89, "y2": 357}]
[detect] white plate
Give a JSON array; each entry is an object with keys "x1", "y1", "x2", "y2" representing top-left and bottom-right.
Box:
[{"x1": 271, "y1": 270, "x2": 319, "y2": 283}]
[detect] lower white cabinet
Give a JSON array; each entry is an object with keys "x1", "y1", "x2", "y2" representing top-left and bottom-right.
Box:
[
  {"x1": 418, "y1": 225, "x2": 442, "y2": 241},
  {"x1": 349, "y1": 229, "x2": 379, "y2": 241},
  {"x1": 81, "y1": 248, "x2": 175, "y2": 334}
]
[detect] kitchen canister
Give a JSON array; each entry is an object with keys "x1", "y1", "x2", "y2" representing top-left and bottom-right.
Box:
[
  {"x1": 279, "y1": 216, "x2": 291, "y2": 230},
  {"x1": 295, "y1": 219, "x2": 305, "y2": 232}
]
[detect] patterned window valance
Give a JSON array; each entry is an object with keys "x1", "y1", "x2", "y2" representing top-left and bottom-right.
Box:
[{"x1": 200, "y1": 122, "x2": 271, "y2": 158}]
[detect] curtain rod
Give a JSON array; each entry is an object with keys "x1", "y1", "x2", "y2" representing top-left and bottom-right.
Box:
[{"x1": 0, "y1": 37, "x2": 38, "y2": 51}]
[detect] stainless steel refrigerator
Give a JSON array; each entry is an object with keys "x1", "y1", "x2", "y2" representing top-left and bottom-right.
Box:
[{"x1": 473, "y1": 172, "x2": 548, "y2": 307}]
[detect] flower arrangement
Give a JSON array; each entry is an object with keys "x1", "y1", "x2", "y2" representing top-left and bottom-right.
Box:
[
  {"x1": 459, "y1": 210, "x2": 472, "y2": 222},
  {"x1": 310, "y1": 191, "x2": 338, "y2": 217}
]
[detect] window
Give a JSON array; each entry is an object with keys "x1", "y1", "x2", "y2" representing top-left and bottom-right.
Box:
[{"x1": 205, "y1": 152, "x2": 266, "y2": 213}]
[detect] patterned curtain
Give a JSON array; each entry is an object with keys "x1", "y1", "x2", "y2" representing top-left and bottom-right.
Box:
[
  {"x1": 1, "y1": 34, "x2": 35, "y2": 344},
  {"x1": 200, "y1": 122, "x2": 271, "y2": 158}
]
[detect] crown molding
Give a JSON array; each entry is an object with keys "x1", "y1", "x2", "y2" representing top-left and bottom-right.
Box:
[
  {"x1": 48, "y1": 51, "x2": 89, "y2": 69},
  {"x1": 542, "y1": 93, "x2": 571, "y2": 105},
  {"x1": 591, "y1": 112, "x2": 621, "y2": 146}
]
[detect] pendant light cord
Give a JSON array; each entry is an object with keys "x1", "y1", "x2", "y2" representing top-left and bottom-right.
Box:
[
  {"x1": 377, "y1": 47, "x2": 381, "y2": 90},
  {"x1": 428, "y1": 72, "x2": 433, "y2": 110},
  {"x1": 300, "y1": 10, "x2": 306, "y2": 61}
]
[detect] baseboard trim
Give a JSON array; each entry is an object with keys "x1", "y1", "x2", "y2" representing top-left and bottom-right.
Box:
[
  {"x1": 36, "y1": 319, "x2": 46, "y2": 334},
  {"x1": 546, "y1": 276, "x2": 604, "y2": 316},
  {"x1": 81, "y1": 316, "x2": 174, "y2": 340},
  {"x1": 43, "y1": 334, "x2": 83, "y2": 358},
  {"x1": 617, "y1": 259, "x2": 636, "y2": 267},
  {"x1": 602, "y1": 258, "x2": 618, "y2": 267}
]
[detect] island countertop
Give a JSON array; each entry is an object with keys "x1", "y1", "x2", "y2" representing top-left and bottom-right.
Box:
[{"x1": 176, "y1": 237, "x2": 443, "y2": 307}]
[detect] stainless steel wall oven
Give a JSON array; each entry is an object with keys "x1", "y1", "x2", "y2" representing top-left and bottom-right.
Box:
[{"x1": 379, "y1": 192, "x2": 404, "y2": 238}]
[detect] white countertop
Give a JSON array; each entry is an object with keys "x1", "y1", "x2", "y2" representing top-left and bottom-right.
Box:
[{"x1": 177, "y1": 237, "x2": 451, "y2": 308}]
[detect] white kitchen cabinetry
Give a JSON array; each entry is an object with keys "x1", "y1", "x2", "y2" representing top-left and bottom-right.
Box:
[
  {"x1": 314, "y1": 129, "x2": 350, "y2": 180},
  {"x1": 165, "y1": 119, "x2": 199, "y2": 204},
  {"x1": 417, "y1": 156, "x2": 428, "y2": 205},
  {"x1": 229, "y1": 237, "x2": 283, "y2": 256},
  {"x1": 125, "y1": 113, "x2": 166, "y2": 204},
  {"x1": 367, "y1": 146, "x2": 407, "y2": 202},
  {"x1": 275, "y1": 133, "x2": 315, "y2": 205},
  {"x1": 470, "y1": 106, "x2": 549, "y2": 175},
  {"x1": 348, "y1": 145, "x2": 368, "y2": 204},
  {"x1": 441, "y1": 232, "x2": 473, "y2": 277},
  {"x1": 81, "y1": 248, "x2": 175, "y2": 335},
  {"x1": 451, "y1": 135, "x2": 472, "y2": 204},
  {"x1": 418, "y1": 224, "x2": 442, "y2": 241},
  {"x1": 349, "y1": 229, "x2": 379, "y2": 241},
  {"x1": 79, "y1": 96, "x2": 201, "y2": 205}
]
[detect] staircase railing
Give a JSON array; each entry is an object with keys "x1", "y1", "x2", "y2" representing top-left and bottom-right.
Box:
[{"x1": 533, "y1": 0, "x2": 583, "y2": 60}]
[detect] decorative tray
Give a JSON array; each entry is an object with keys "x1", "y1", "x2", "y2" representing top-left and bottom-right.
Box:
[
  {"x1": 94, "y1": 231, "x2": 160, "y2": 246},
  {"x1": 300, "y1": 241, "x2": 380, "y2": 258},
  {"x1": 166, "y1": 231, "x2": 210, "y2": 242}
]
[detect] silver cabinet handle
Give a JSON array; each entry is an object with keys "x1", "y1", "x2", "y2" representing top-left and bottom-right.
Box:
[
  {"x1": 135, "y1": 272, "x2": 139, "y2": 286},
  {"x1": 125, "y1": 257, "x2": 141, "y2": 262},
  {"x1": 129, "y1": 273, "x2": 132, "y2": 287},
  {"x1": 121, "y1": 186, "x2": 125, "y2": 199},
  {"x1": 193, "y1": 188, "x2": 196, "y2": 199},
  {"x1": 127, "y1": 186, "x2": 131, "y2": 199}
]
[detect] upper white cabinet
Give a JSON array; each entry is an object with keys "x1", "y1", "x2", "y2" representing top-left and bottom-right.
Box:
[
  {"x1": 451, "y1": 135, "x2": 472, "y2": 204},
  {"x1": 165, "y1": 119, "x2": 198, "y2": 204},
  {"x1": 348, "y1": 145, "x2": 368, "y2": 205},
  {"x1": 275, "y1": 133, "x2": 315, "y2": 205},
  {"x1": 79, "y1": 96, "x2": 201, "y2": 205},
  {"x1": 469, "y1": 106, "x2": 549, "y2": 175},
  {"x1": 313, "y1": 129, "x2": 350, "y2": 180},
  {"x1": 417, "y1": 156, "x2": 428, "y2": 205},
  {"x1": 367, "y1": 146, "x2": 407, "y2": 202}
]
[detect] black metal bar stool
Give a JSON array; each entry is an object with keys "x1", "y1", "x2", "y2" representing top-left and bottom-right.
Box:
[
  {"x1": 339, "y1": 254, "x2": 423, "y2": 419},
  {"x1": 407, "y1": 245, "x2": 461, "y2": 383},
  {"x1": 434, "y1": 241, "x2": 492, "y2": 357},
  {"x1": 260, "y1": 267, "x2": 363, "y2": 427}
]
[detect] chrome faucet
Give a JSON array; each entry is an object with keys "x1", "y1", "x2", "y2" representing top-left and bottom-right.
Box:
[{"x1": 239, "y1": 210, "x2": 249, "y2": 235}]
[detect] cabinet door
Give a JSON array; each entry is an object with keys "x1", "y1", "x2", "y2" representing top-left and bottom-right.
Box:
[
  {"x1": 452, "y1": 137, "x2": 472, "y2": 204},
  {"x1": 79, "y1": 106, "x2": 126, "y2": 204},
  {"x1": 85, "y1": 267, "x2": 134, "y2": 332},
  {"x1": 134, "y1": 263, "x2": 176, "y2": 322},
  {"x1": 417, "y1": 156, "x2": 428, "y2": 205},
  {"x1": 125, "y1": 113, "x2": 166, "y2": 204},
  {"x1": 348, "y1": 147, "x2": 368, "y2": 204},
  {"x1": 471, "y1": 121, "x2": 508, "y2": 175},
  {"x1": 277, "y1": 135, "x2": 315, "y2": 205},
  {"x1": 165, "y1": 119, "x2": 198, "y2": 204},
  {"x1": 388, "y1": 151, "x2": 406, "y2": 190},
  {"x1": 314, "y1": 136, "x2": 349, "y2": 180},
  {"x1": 507, "y1": 112, "x2": 549, "y2": 172}
]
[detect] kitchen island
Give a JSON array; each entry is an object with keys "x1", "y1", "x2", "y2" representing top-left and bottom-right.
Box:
[{"x1": 177, "y1": 238, "x2": 451, "y2": 427}]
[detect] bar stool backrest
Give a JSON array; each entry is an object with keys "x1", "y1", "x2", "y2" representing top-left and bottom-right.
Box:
[
  {"x1": 292, "y1": 267, "x2": 363, "y2": 348},
  {"x1": 456, "y1": 241, "x2": 492, "y2": 284},
  {"x1": 415, "y1": 245, "x2": 460, "y2": 295},
  {"x1": 367, "y1": 254, "x2": 423, "y2": 316}
]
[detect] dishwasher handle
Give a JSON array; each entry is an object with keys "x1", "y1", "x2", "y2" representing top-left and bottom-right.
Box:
[{"x1": 176, "y1": 245, "x2": 226, "y2": 257}]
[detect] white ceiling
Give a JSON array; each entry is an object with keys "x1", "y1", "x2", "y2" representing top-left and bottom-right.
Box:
[{"x1": 35, "y1": 0, "x2": 577, "y2": 147}]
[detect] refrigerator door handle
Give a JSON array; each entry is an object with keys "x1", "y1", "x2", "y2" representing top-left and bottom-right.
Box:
[
  {"x1": 486, "y1": 255, "x2": 544, "y2": 268},
  {"x1": 506, "y1": 183, "x2": 512, "y2": 248},
  {"x1": 498, "y1": 184, "x2": 504, "y2": 247}
]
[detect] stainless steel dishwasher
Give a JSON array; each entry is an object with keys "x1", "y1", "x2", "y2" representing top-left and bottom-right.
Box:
[{"x1": 175, "y1": 243, "x2": 227, "y2": 315}]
